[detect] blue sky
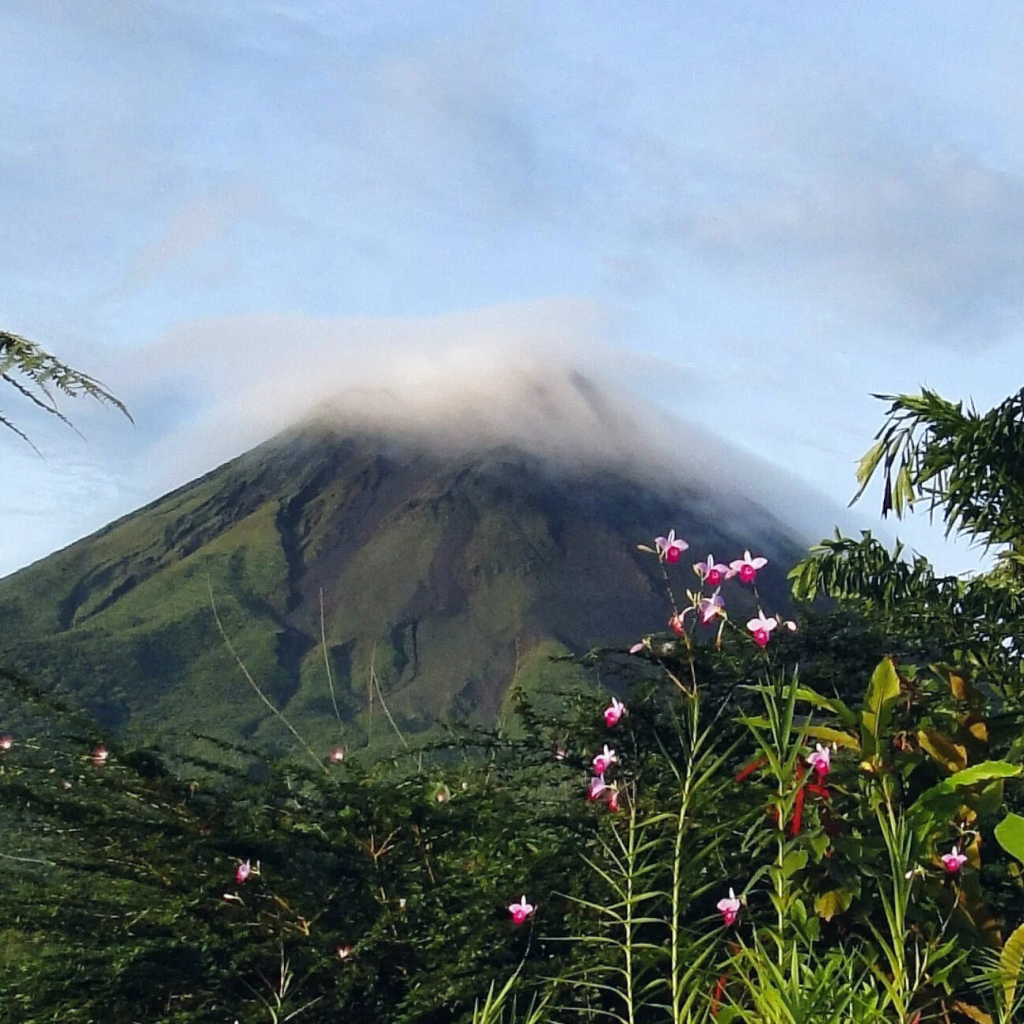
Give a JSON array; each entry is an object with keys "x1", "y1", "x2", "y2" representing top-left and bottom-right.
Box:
[{"x1": 2, "y1": 1, "x2": 1023, "y2": 577}]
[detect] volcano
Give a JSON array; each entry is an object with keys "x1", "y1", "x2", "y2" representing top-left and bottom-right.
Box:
[{"x1": 0, "y1": 373, "x2": 809, "y2": 760}]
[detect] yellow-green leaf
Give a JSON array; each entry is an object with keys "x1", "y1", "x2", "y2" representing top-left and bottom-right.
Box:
[
  {"x1": 917, "y1": 729, "x2": 968, "y2": 773},
  {"x1": 801, "y1": 725, "x2": 860, "y2": 751},
  {"x1": 951, "y1": 1002, "x2": 993, "y2": 1024},
  {"x1": 814, "y1": 888, "x2": 853, "y2": 922},
  {"x1": 1000, "y1": 921, "x2": 1024, "y2": 1013},
  {"x1": 795, "y1": 687, "x2": 858, "y2": 728},
  {"x1": 853, "y1": 440, "x2": 886, "y2": 497}
]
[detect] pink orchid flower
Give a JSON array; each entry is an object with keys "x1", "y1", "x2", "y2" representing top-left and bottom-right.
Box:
[
  {"x1": 729, "y1": 550, "x2": 768, "y2": 584},
  {"x1": 604, "y1": 697, "x2": 626, "y2": 728},
  {"x1": 92, "y1": 745, "x2": 109, "y2": 766},
  {"x1": 941, "y1": 845, "x2": 968, "y2": 874},
  {"x1": 593, "y1": 745, "x2": 617, "y2": 775},
  {"x1": 699, "y1": 590, "x2": 725, "y2": 625},
  {"x1": 806, "y1": 744, "x2": 831, "y2": 779},
  {"x1": 655, "y1": 530, "x2": 689, "y2": 565},
  {"x1": 236, "y1": 860, "x2": 252, "y2": 884},
  {"x1": 0, "y1": 734, "x2": 11, "y2": 752},
  {"x1": 717, "y1": 887, "x2": 741, "y2": 926},
  {"x1": 328, "y1": 745, "x2": 346, "y2": 764},
  {"x1": 336, "y1": 945, "x2": 353, "y2": 961},
  {"x1": 746, "y1": 611, "x2": 778, "y2": 648},
  {"x1": 588, "y1": 775, "x2": 608, "y2": 801},
  {"x1": 694, "y1": 555, "x2": 729, "y2": 587},
  {"x1": 508, "y1": 895, "x2": 535, "y2": 925},
  {"x1": 628, "y1": 641, "x2": 646, "y2": 655},
  {"x1": 607, "y1": 787, "x2": 621, "y2": 813}
]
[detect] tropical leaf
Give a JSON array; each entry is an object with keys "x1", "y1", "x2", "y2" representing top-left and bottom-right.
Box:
[
  {"x1": 860, "y1": 658, "x2": 901, "y2": 759},
  {"x1": 813, "y1": 888, "x2": 854, "y2": 922},
  {"x1": 995, "y1": 813, "x2": 1024, "y2": 866},
  {"x1": 917, "y1": 729, "x2": 968, "y2": 773},
  {"x1": 1000, "y1": 921, "x2": 1024, "y2": 1016},
  {"x1": 793, "y1": 686, "x2": 859, "y2": 728}
]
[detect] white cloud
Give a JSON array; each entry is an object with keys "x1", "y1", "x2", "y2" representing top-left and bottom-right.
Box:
[{"x1": 0, "y1": 300, "x2": 853, "y2": 577}]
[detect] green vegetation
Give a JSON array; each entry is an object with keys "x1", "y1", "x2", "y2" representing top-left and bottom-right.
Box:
[
  {"x1": 0, "y1": 330, "x2": 130, "y2": 449},
  {"x1": 5, "y1": 381, "x2": 1024, "y2": 1020},
  {"x1": 0, "y1": 426, "x2": 800, "y2": 763}
]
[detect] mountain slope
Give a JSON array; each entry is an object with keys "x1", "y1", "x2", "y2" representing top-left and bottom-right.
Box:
[{"x1": 0, "y1": 419, "x2": 803, "y2": 759}]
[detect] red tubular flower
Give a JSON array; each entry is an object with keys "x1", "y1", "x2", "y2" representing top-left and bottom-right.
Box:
[
  {"x1": 734, "y1": 756, "x2": 767, "y2": 783},
  {"x1": 789, "y1": 763, "x2": 806, "y2": 836},
  {"x1": 711, "y1": 973, "x2": 728, "y2": 1017},
  {"x1": 790, "y1": 786, "x2": 805, "y2": 836}
]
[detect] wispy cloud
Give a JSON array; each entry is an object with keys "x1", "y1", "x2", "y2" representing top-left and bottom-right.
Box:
[
  {"x1": 123, "y1": 184, "x2": 263, "y2": 291},
  {"x1": 0, "y1": 300, "x2": 854, "y2": 577}
]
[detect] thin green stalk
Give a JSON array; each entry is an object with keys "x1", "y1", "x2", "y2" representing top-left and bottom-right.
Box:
[
  {"x1": 318, "y1": 587, "x2": 343, "y2": 729},
  {"x1": 670, "y1": 693, "x2": 702, "y2": 1022},
  {"x1": 623, "y1": 787, "x2": 639, "y2": 1024},
  {"x1": 207, "y1": 578, "x2": 328, "y2": 775}
]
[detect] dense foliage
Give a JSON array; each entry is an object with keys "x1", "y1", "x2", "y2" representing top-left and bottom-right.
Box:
[{"x1": 5, "y1": 380, "x2": 1024, "y2": 1021}]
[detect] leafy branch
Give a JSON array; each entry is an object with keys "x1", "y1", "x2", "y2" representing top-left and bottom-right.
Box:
[
  {"x1": 0, "y1": 330, "x2": 132, "y2": 450},
  {"x1": 851, "y1": 387, "x2": 1024, "y2": 557}
]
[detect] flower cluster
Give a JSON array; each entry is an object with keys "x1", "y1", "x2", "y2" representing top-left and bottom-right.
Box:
[
  {"x1": 723, "y1": 738, "x2": 976, "y2": 932},
  {"x1": 589, "y1": 743, "x2": 621, "y2": 812},
  {"x1": 638, "y1": 531, "x2": 797, "y2": 650}
]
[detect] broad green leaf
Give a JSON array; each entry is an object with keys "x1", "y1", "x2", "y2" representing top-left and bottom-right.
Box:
[
  {"x1": 861, "y1": 658, "x2": 901, "y2": 758},
  {"x1": 974, "y1": 779, "x2": 1006, "y2": 818},
  {"x1": 995, "y1": 813, "x2": 1024, "y2": 866},
  {"x1": 782, "y1": 850, "x2": 808, "y2": 877},
  {"x1": 790, "y1": 896, "x2": 808, "y2": 926},
  {"x1": 911, "y1": 763, "x2": 1021, "y2": 839},
  {"x1": 947, "y1": 761, "x2": 1021, "y2": 789}
]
